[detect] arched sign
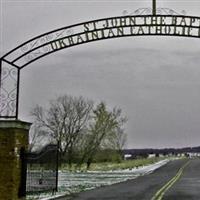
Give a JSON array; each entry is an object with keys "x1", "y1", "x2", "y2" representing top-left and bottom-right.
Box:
[
  {"x1": 1, "y1": 11, "x2": 200, "y2": 119},
  {"x1": 2, "y1": 15, "x2": 200, "y2": 69}
]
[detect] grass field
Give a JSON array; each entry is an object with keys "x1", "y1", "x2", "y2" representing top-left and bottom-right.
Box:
[{"x1": 61, "y1": 157, "x2": 164, "y2": 171}]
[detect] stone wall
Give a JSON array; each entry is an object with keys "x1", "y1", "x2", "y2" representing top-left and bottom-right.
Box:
[{"x1": 0, "y1": 121, "x2": 31, "y2": 200}]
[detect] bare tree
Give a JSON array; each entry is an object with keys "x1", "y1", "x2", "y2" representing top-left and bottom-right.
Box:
[
  {"x1": 31, "y1": 95, "x2": 93, "y2": 168},
  {"x1": 78, "y1": 102, "x2": 127, "y2": 169},
  {"x1": 28, "y1": 124, "x2": 49, "y2": 152},
  {"x1": 101, "y1": 107, "x2": 127, "y2": 156}
]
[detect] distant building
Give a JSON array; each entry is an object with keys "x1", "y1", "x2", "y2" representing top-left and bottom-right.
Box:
[
  {"x1": 148, "y1": 154, "x2": 156, "y2": 158},
  {"x1": 187, "y1": 152, "x2": 200, "y2": 158},
  {"x1": 124, "y1": 154, "x2": 132, "y2": 160}
]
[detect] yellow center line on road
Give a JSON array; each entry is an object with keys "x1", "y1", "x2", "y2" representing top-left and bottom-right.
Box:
[{"x1": 151, "y1": 160, "x2": 190, "y2": 200}]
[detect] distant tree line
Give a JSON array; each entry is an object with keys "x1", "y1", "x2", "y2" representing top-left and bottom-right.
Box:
[
  {"x1": 29, "y1": 95, "x2": 127, "y2": 169},
  {"x1": 123, "y1": 147, "x2": 200, "y2": 158}
]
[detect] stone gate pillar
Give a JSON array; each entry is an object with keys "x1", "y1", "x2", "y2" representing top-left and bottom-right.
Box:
[{"x1": 0, "y1": 120, "x2": 31, "y2": 200}]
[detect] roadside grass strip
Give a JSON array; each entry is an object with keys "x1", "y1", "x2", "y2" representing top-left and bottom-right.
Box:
[
  {"x1": 27, "y1": 159, "x2": 170, "y2": 200},
  {"x1": 151, "y1": 160, "x2": 190, "y2": 200}
]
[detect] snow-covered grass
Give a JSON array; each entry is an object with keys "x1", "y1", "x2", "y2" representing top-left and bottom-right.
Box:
[{"x1": 27, "y1": 158, "x2": 173, "y2": 200}]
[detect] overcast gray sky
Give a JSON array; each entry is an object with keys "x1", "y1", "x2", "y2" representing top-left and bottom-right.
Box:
[{"x1": 1, "y1": 0, "x2": 200, "y2": 148}]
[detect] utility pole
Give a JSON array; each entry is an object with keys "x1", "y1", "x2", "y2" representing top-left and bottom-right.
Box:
[{"x1": 152, "y1": 0, "x2": 156, "y2": 15}]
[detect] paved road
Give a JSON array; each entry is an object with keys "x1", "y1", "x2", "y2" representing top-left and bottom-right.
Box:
[
  {"x1": 163, "y1": 158, "x2": 200, "y2": 200},
  {"x1": 57, "y1": 158, "x2": 200, "y2": 200}
]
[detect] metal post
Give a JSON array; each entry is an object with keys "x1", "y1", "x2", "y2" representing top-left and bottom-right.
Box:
[
  {"x1": 16, "y1": 68, "x2": 20, "y2": 119},
  {"x1": 55, "y1": 141, "x2": 60, "y2": 192},
  {"x1": 153, "y1": 0, "x2": 156, "y2": 15},
  {"x1": 18, "y1": 147, "x2": 27, "y2": 198},
  {"x1": 0, "y1": 59, "x2": 2, "y2": 106}
]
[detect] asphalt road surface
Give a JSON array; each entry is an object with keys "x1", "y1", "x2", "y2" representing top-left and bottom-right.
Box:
[{"x1": 57, "y1": 158, "x2": 200, "y2": 200}]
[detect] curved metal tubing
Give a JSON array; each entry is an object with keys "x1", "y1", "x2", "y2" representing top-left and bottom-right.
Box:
[{"x1": 2, "y1": 14, "x2": 200, "y2": 69}]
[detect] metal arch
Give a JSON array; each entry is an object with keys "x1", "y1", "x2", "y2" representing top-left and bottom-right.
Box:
[
  {"x1": 10, "y1": 28, "x2": 200, "y2": 69},
  {"x1": 2, "y1": 14, "x2": 200, "y2": 68},
  {"x1": 1, "y1": 14, "x2": 200, "y2": 119},
  {"x1": 1, "y1": 15, "x2": 126, "y2": 61}
]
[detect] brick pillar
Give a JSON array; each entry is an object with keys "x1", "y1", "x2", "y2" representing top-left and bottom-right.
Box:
[{"x1": 0, "y1": 120, "x2": 31, "y2": 200}]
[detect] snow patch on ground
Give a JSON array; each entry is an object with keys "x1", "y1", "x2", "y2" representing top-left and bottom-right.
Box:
[{"x1": 28, "y1": 159, "x2": 170, "y2": 200}]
